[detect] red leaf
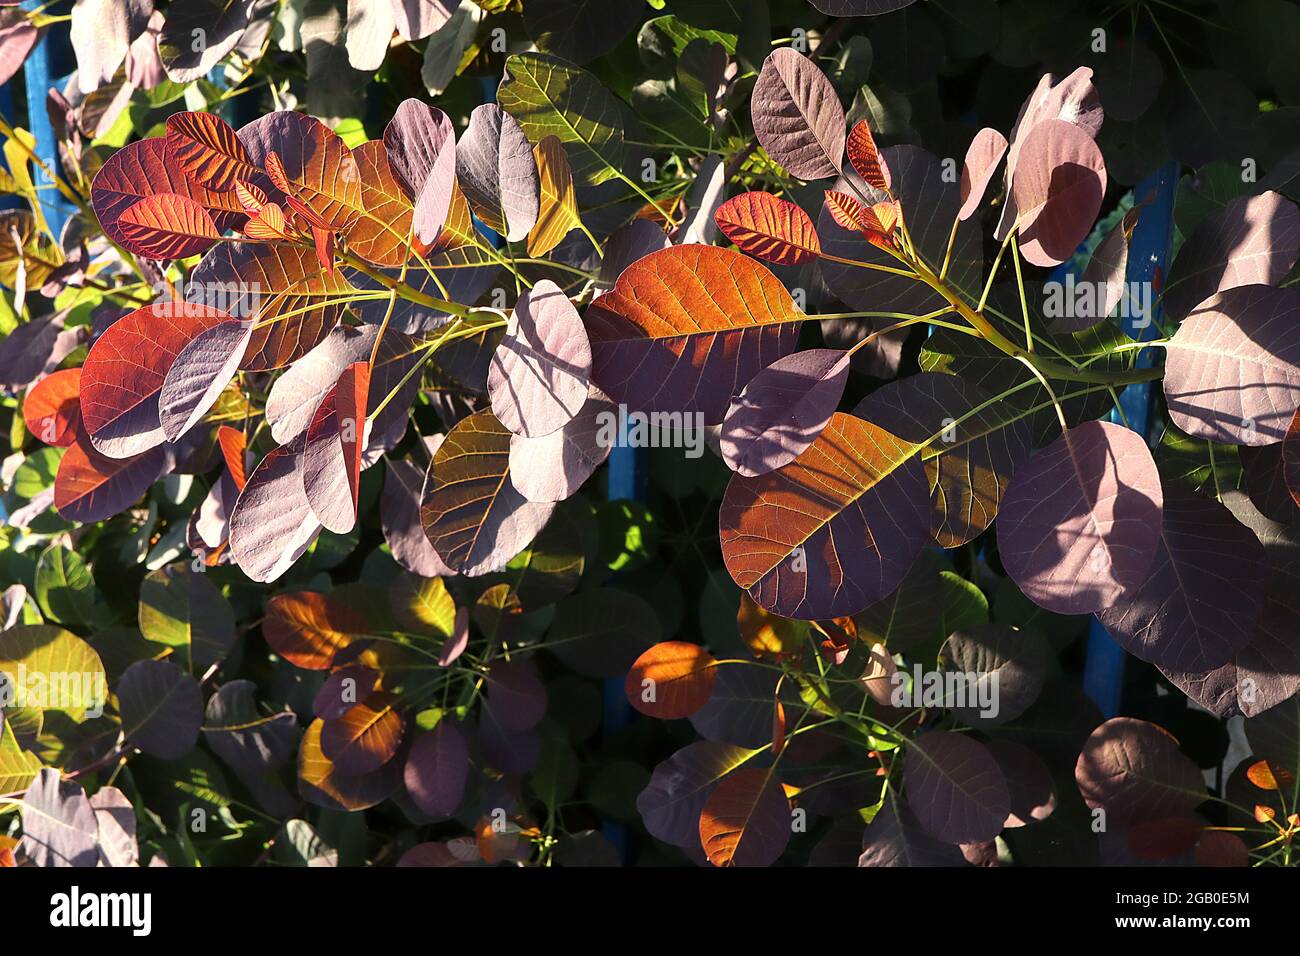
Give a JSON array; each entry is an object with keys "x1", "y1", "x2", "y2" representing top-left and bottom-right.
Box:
[
  {"x1": 336, "y1": 362, "x2": 370, "y2": 518},
  {"x1": 79, "y1": 301, "x2": 237, "y2": 458},
  {"x1": 54, "y1": 433, "x2": 168, "y2": 523},
  {"x1": 91, "y1": 138, "x2": 243, "y2": 253},
  {"x1": 714, "y1": 191, "x2": 821, "y2": 266},
  {"x1": 699, "y1": 768, "x2": 791, "y2": 867},
  {"x1": 320, "y1": 694, "x2": 404, "y2": 774},
  {"x1": 23, "y1": 368, "x2": 81, "y2": 446},
  {"x1": 771, "y1": 698, "x2": 786, "y2": 757},
  {"x1": 234, "y1": 179, "x2": 267, "y2": 213},
  {"x1": 262, "y1": 118, "x2": 361, "y2": 232},
  {"x1": 846, "y1": 120, "x2": 891, "y2": 191},
  {"x1": 311, "y1": 223, "x2": 335, "y2": 273},
  {"x1": 243, "y1": 203, "x2": 293, "y2": 241},
  {"x1": 824, "y1": 189, "x2": 871, "y2": 232},
  {"x1": 165, "y1": 111, "x2": 261, "y2": 192},
  {"x1": 116, "y1": 192, "x2": 222, "y2": 260},
  {"x1": 216, "y1": 424, "x2": 248, "y2": 491}
]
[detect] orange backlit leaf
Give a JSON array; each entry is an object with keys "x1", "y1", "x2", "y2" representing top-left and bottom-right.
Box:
[
  {"x1": 846, "y1": 120, "x2": 891, "y2": 192},
  {"x1": 624, "y1": 641, "x2": 718, "y2": 719},
  {"x1": 263, "y1": 591, "x2": 370, "y2": 670}
]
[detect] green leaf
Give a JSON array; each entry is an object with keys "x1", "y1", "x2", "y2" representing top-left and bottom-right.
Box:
[
  {"x1": 936, "y1": 571, "x2": 988, "y2": 643},
  {"x1": 0, "y1": 624, "x2": 107, "y2": 724},
  {"x1": 638, "y1": 15, "x2": 737, "y2": 70},
  {"x1": 499, "y1": 52, "x2": 639, "y2": 190},
  {"x1": 0, "y1": 717, "x2": 41, "y2": 798},
  {"x1": 34, "y1": 545, "x2": 112, "y2": 630},
  {"x1": 1154, "y1": 423, "x2": 1243, "y2": 500},
  {"x1": 138, "y1": 565, "x2": 237, "y2": 676},
  {"x1": 390, "y1": 573, "x2": 456, "y2": 640}
]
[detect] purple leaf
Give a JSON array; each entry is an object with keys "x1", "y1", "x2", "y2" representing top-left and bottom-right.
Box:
[
  {"x1": 228, "y1": 439, "x2": 323, "y2": 583},
  {"x1": 382, "y1": 99, "x2": 456, "y2": 247},
  {"x1": 301, "y1": 387, "x2": 364, "y2": 534},
  {"x1": 0, "y1": 9, "x2": 40, "y2": 87},
  {"x1": 89, "y1": 786, "x2": 138, "y2": 867},
  {"x1": 1097, "y1": 482, "x2": 1265, "y2": 673},
  {"x1": 483, "y1": 660, "x2": 547, "y2": 732},
  {"x1": 996, "y1": 421, "x2": 1163, "y2": 615},
  {"x1": 477, "y1": 715, "x2": 540, "y2": 775},
  {"x1": 1163, "y1": 191, "x2": 1300, "y2": 323},
  {"x1": 1162, "y1": 490, "x2": 1300, "y2": 718},
  {"x1": 636, "y1": 741, "x2": 759, "y2": 848},
  {"x1": 721, "y1": 412, "x2": 932, "y2": 619},
  {"x1": 205, "y1": 679, "x2": 297, "y2": 777},
  {"x1": 720, "y1": 348, "x2": 850, "y2": 478},
  {"x1": 507, "y1": 386, "x2": 615, "y2": 502},
  {"x1": 811, "y1": 0, "x2": 917, "y2": 13},
  {"x1": 689, "y1": 662, "x2": 780, "y2": 749},
  {"x1": 1163, "y1": 284, "x2": 1300, "y2": 446},
  {"x1": 854, "y1": 372, "x2": 1033, "y2": 548},
  {"x1": 939, "y1": 623, "x2": 1049, "y2": 725},
  {"x1": 985, "y1": 740, "x2": 1057, "y2": 827},
  {"x1": 390, "y1": 0, "x2": 455, "y2": 40},
  {"x1": 1010, "y1": 119, "x2": 1107, "y2": 267},
  {"x1": 456, "y1": 103, "x2": 539, "y2": 242},
  {"x1": 158, "y1": 318, "x2": 252, "y2": 442},
  {"x1": 596, "y1": 219, "x2": 670, "y2": 290},
  {"x1": 381, "y1": 457, "x2": 455, "y2": 577},
  {"x1": 265, "y1": 325, "x2": 374, "y2": 444},
  {"x1": 19, "y1": 768, "x2": 99, "y2": 867},
  {"x1": 54, "y1": 440, "x2": 169, "y2": 524},
  {"x1": 118, "y1": 658, "x2": 202, "y2": 759},
  {"x1": 957, "y1": 127, "x2": 1008, "y2": 221},
  {"x1": 488, "y1": 278, "x2": 592, "y2": 438},
  {"x1": 345, "y1": 0, "x2": 395, "y2": 71},
  {"x1": 1241, "y1": 442, "x2": 1300, "y2": 526},
  {"x1": 69, "y1": 0, "x2": 151, "y2": 94},
  {"x1": 403, "y1": 722, "x2": 469, "y2": 818},
  {"x1": 751, "y1": 48, "x2": 845, "y2": 181},
  {"x1": 312, "y1": 666, "x2": 379, "y2": 721},
  {"x1": 996, "y1": 67, "x2": 1103, "y2": 241},
  {"x1": 1074, "y1": 717, "x2": 1205, "y2": 824},
  {"x1": 903, "y1": 731, "x2": 1010, "y2": 844},
  {"x1": 438, "y1": 607, "x2": 469, "y2": 666},
  {"x1": 0, "y1": 312, "x2": 83, "y2": 389},
  {"x1": 858, "y1": 796, "x2": 967, "y2": 867}
]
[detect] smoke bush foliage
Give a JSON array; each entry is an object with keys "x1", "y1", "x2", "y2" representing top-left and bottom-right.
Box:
[{"x1": 0, "y1": 0, "x2": 1298, "y2": 869}]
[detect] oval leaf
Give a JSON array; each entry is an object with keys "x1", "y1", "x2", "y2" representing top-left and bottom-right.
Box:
[
  {"x1": 720, "y1": 412, "x2": 931, "y2": 619},
  {"x1": 489, "y1": 278, "x2": 592, "y2": 438},
  {"x1": 586, "y1": 244, "x2": 803, "y2": 423},
  {"x1": 625, "y1": 641, "x2": 718, "y2": 719},
  {"x1": 420, "y1": 410, "x2": 556, "y2": 576},
  {"x1": 751, "y1": 48, "x2": 845, "y2": 181},
  {"x1": 996, "y1": 421, "x2": 1164, "y2": 615}
]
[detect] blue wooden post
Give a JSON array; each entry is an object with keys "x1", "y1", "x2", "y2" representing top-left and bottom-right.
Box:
[
  {"x1": 20, "y1": 2, "x2": 74, "y2": 235},
  {"x1": 1081, "y1": 161, "x2": 1179, "y2": 717}
]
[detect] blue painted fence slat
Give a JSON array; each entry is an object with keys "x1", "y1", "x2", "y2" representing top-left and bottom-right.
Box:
[{"x1": 1081, "y1": 161, "x2": 1179, "y2": 718}]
